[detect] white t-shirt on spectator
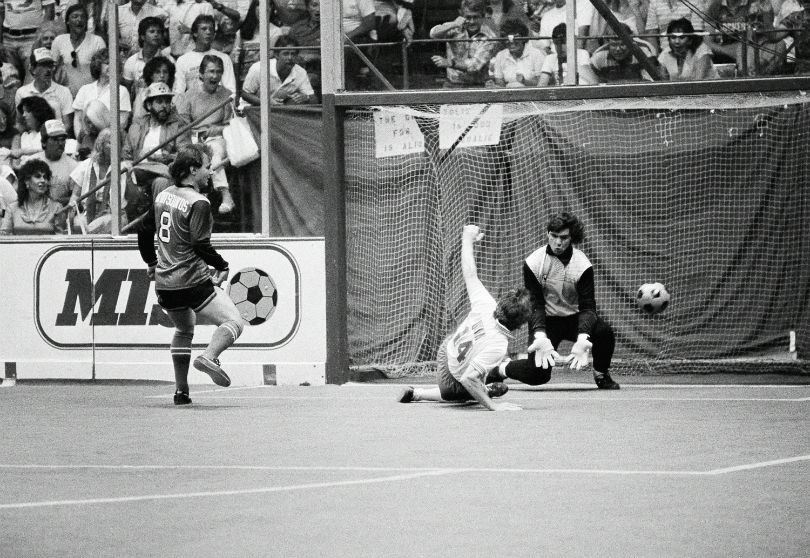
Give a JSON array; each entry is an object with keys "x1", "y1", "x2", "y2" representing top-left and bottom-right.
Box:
[
  {"x1": 173, "y1": 49, "x2": 237, "y2": 96},
  {"x1": 534, "y1": 3, "x2": 594, "y2": 50},
  {"x1": 72, "y1": 80, "x2": 132, "y2": 115},
  {"x1": 1, "y1": 0, "x2": 55, "y2": 30},
  {"x1": 342, "y1": 0, "x2": 375, "y2": 35},
  {"x1": 240, "y1": 59, "x2": 314, "y2": 107}
]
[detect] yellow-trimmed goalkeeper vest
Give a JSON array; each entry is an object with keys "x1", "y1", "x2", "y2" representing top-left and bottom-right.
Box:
[{"x1": 525, "y1": 245, "x2": 592, "y2": 317}]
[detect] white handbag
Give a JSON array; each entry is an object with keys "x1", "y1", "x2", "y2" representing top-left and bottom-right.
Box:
[{"x1": 222, "y1": 114, "x2": 260, "y2": 167}]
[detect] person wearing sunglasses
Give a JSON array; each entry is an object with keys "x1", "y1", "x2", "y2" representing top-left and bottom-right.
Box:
[{"x1": 50, "y1": 3, "x2": 106, "y2": 97}]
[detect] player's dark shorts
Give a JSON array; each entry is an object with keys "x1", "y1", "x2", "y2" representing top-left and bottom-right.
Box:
[
  {"x1": 156, "y1": 281, "x2": 216, "y2": 312},
  {"x1": 436, "y1": 337, "x2": 475, "y2": 402}
]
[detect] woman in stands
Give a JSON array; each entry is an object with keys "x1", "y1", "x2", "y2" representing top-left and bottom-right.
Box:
[
  {"x1": 11, "y1": 96, "x2": 56, "y2": 168},
  {"x1": 657, "y1": 18, "x2": 719, "y2": 81},
  {"x1": 0, "y1": 159, "x2": 66, "y2": 235}
]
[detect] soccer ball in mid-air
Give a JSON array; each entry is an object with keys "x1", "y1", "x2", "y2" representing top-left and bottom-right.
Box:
[
  {"x1": 228, "y1": 267, "x2": 278, "y2": 325},
  {"x1": 637, "y1": 282, "x2": 670, "y2": 315}
]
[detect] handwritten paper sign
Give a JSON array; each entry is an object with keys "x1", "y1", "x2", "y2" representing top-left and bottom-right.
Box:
[
  {"x1": 374, "y1": 108, "x2": 425, "y2": 158},
  {"x1": 439, "y1": 104, "x2": 503, "y2": 150}
]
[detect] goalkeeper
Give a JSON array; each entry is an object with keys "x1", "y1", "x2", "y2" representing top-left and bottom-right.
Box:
[
  {"x1": 398, "y1": 225, "x2": 534, "y2": 411},
  {"x1": 492, "y1": 212, "x2": 620, "y2": 390}
]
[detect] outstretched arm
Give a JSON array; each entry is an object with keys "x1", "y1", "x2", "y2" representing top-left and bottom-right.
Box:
[{"x1": 460, "y1": 224, "x2": 483, "y2": 290}]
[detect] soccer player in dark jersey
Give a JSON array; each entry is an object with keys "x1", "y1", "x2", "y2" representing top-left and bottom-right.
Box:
[
  {"x1": 490, "y1": 212, "x2": 620, "y2": 390},
  {"x1": 137, "y1": 144, "x2": 244, "y2": 405}
]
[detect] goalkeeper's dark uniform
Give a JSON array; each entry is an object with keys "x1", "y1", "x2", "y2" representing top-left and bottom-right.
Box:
[{"x1": 502, "y1": 243, "x2": 616, "y2": 386}]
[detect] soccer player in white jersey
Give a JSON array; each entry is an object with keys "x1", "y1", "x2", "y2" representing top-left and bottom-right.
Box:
[
  {"x1": 399, "y1": 225, "x2": 534, "y2": 411},
  {"x1": 137, "y1": 143, "x2": 245, "y2": 405},
  {"x1": 493, "y1": 212, "x2": 620, "y2": 390}
]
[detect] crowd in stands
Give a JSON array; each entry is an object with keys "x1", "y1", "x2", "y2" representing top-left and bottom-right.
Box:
[{"x1": 0, "y1": 0, "x2": 808, "y2": 236}]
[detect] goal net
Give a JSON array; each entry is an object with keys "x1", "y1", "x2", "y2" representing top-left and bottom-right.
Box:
[{"x1": 343, "y1": 92, "x2": 810, "y2": 377}]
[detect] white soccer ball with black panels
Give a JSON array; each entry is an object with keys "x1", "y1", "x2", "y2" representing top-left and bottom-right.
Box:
[
  {"x1": 637, "y1": 282, "x2": 670, "y2": 315},
  {"x1": 228, "y1": 267, "x2": 277, "y2": 325}
]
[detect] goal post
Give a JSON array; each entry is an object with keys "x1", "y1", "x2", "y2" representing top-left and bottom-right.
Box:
[{"x1": 323, "y1": 83, "x2": 810, "y2": 381}]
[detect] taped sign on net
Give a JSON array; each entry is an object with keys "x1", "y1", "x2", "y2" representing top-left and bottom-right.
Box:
[
  {"x1": 373, "y1": 108, "x2": 425, "y2": 158},
  {"x1": 439, "y1": 104, "x2": 503, "y2": 150}
]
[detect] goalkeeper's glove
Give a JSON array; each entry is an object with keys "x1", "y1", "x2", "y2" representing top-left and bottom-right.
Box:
[
  {"x1": 527, "y1": 332, "x2": 559, "y2": 369},
  {"x1": 565, "y1": 334, "x2": 592, "y2": 370}
]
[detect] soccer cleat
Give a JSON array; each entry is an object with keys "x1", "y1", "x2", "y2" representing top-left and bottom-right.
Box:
[
  {"x1": 487, "y1": 382, "x2": 509, "y2": 398},
  {"x1": 193, "y1": 355, "x2": 232, "y2": 387},
  {"x1": 398, "y1": 386, "x2": 415, "y2": 403},
  {"x1": 173, "y1": 390, "x2": 192, "y2": 405},
  {"x1": 594, "y1": 372, "x2": 620, "y2": 390}
]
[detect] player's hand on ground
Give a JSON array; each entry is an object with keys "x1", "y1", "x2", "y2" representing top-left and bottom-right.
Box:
[
  {"x1": 565, "y1": 335, "x2": 592, "y2": 370},
  {"x1": 493, "y1": 401, "x2": 522, "y2": 411},
  {"x1": 528, "y1": 332, "x2": 559, "y2": 369},
  {"x1": 211, "y1": 268, "x2": 229, "y2": 286}
]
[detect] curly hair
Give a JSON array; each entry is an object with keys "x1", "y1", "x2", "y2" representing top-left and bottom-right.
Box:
[
  {"x1": 142, "y1": 56, "x2": 175, "y2": 88},
  {"x1": 17, "y1": 96, "x2": 56, "y2": 132},
  {"x1": 547, "y1": 211, "x2": 585, "y2": 244},
  {"x1": 17, "y1": 159, "x2": 52, "y2": 204},
  {"x1": 494, "y1": 287, "x2": 535, "y2": 331}
]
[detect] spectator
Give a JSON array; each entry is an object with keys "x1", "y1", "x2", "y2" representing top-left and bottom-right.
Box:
[
  {"x1": 780, "y1": 0, "x2": 810, "y2": 74},
  {"x1": 117, "y1": 0, "x2": 169, "y2": 57},
  {"x1": 538, "y1": 23, "x2": 599, "y2": 84},
  {"x1": 76, "y1": 99, "x2": 110, "y2": 157},
  {"x1": 122, "y1": 17, "x2": 174, "y2": 95},
  {"x1": 51, "y1": 3, "x2": 107, "y2": 97},
  {"x1": 705, "y1": 0, "x2": 774, "y2": 63},
  {"x1": 163, "y1": 0, "x2": 215, "y2": 59},
  {"x1": 590, "y1": 23, "x2": 656, "y2": 82},
  {"x1": 0, "y1": 45, "x2": 24, "y2": 111},
  {"x1": 131, "y1": 55, "x2": 175, "y2": 123},
  {"x1": 657, "y1": 18, "x2": 719, "y2": 80},
  {"x1": 288, "y1": 0, "x2": 321, "y2": 98},
  {"x1": 0, "y1": 0, "x2": 56, "y2": 80},
  {"x1": 484, "y1": 0, "x2": 528, "y2": 34},
  {"x1": 31, "y1": 20, "x2": 69, "y2": 87},
  {"x1": 645, "y1": 0, "x2": 707, "y2": 54},
  {"x1": 57, "y1": 0, "x2": 105, "y2": 37},
  {"x1": 11, "y1": 95, "x2": 55, "y2": 166},
  {"x1": 68, "y1": 128, "x2": 126, "y2": 233},
  {"x1": 16, "y1": 49, "x2": 74, "y2": 135},
  {"x1": 532, "y1": 0, "x2": 593, "y2": 52},
  {"x1": 72, "y1": 48, "x2": 132, "y2": 145},
  {"x1": 374, "y1": 0, "x2": 415, "y2": 42},
  {"x1": 0, "y1": 158, "x2": 65, "y2": 235},
  {"x1": 492, "y1": 18, "x2": 546, "y2": 86},
  {"x1": 271, "y1": 0, "x2": 309, "y2": 26},
  {"x1": 32, "y1": 118, "x2": 77, "y2": 206},
  {"x1": 173, "y1": 14, "x2": 237, "y2": 96},
  {"x1": 0, "y1": 101, "x2": 16, "y2": 167},
  {"x1": 430, "y1": 0, "x2": 498, "y2": 87},
  {"x1": 525, "y1": 0, "x2": 555, "y2": 39},
  {"x1": 587, "y1": 0, "x2": 645, "y2": 52},
  {"x1": 229, "y1": 0, "x2": 262, "y2": 81},
  {"x1": 175, "y1": 54, "x2": 235, "y2": 214},
  {"x1": 736, "y1": 8, "x2": 787, "y2": 75},
  {"x1": 212, "y1": 11, "x2": 240, "y2": 55},
  {"x1": 241, "y1": 35, "x2": 316, "y2": 106},
  {"x1": 342, "y1": 0, "x2": 376, "y2": 89},
  {"x1": 123, "y1": 81, "x2": 189, "y2": 169}
]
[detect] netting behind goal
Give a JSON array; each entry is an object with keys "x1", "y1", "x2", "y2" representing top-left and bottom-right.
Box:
[{"x1": 343, "y1": 92, "x2": 810, "y2": 377}]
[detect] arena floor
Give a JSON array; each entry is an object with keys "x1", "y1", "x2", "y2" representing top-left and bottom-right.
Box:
[{"x1": 1, "y1": 375, "x2": 809, "y2": 557}]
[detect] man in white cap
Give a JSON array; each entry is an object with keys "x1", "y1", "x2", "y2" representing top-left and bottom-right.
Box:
[
  {"x1": 123, "y1": 82, "x2": 190, "y2": 221},
  {"x1": 33, "y1": 119, "x2": 78, "y2": 206},
  {"x1": 15, "y1": 48, "x2": 74, "y2": 137},
  {"x1": 0, "y1": 0, "x2": 56, "y2": 79}
]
